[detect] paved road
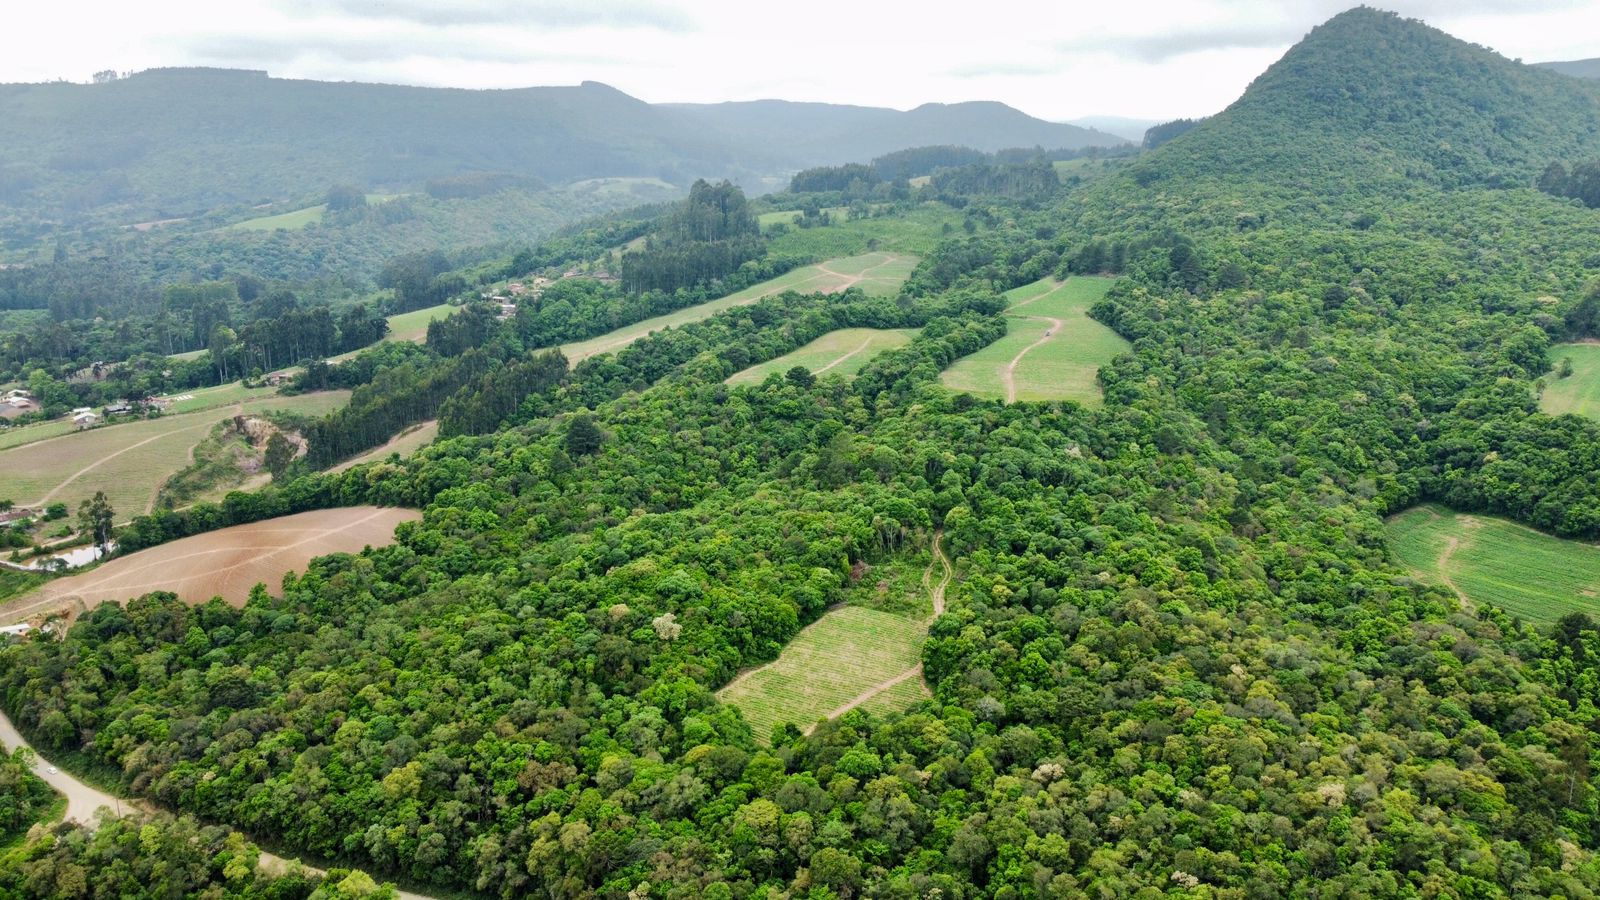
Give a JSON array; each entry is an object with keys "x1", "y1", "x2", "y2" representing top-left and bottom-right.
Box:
[{"x1": 0, "y1": 708, "x2": 434, "y2": 900}]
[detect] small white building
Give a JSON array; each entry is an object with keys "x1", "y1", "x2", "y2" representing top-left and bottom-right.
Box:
[
  {"x1": 73, "y1": 411, "x2": 99, "y2": 428},
  {"x1": 0, "y1": 623, "x2": 32, "y2": 638},
  {"x1": 3, "y1": 388, "x2": 30, "y2": 400}
]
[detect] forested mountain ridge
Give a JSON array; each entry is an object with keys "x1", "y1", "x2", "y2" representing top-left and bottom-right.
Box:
[
  {"x1": 663, "y1": 99, "x2": 1124, "y2": 167},
  {"x1": 1120, "y1": 7, "x2": 1600, "y2": 192},
  {"x1": 0, "y1": 68, "x2": 1120, "y2": 225}
]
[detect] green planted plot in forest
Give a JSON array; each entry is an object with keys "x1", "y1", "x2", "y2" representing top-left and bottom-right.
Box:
[
  {"x1": 1542, "y1": 343, "x2": 1600, "y2": 420},
  {"x1": 726, "y1": 328, "x2": 917, "y2": 385},
  {"x1": 1387, "y1": 505, "x2": 1600, "y2": 624},
  {"x1": 766, "y1": 204, "x2": 963, "y2": 259},
  {"x1": 939, "y1": 276, "x2": 1126, "y2": 405},
  {"x1": 717, "y1": 605, "x2": 928, "y2": 742},
  {"x1": 560, "y1": 252, "x2": 917, "y2": 364}
]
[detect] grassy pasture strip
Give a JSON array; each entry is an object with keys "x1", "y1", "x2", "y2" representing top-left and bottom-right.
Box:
[
  {"x1": 939, "y1": 276, "x2": 1126, "y2": 406},
  {"x1": 766, "y1": 204, "x2": 964, "y2": 258},
  {"x1": 0, "y1": 391, "x2": 349, "y2": 521},
  {"x1": 559, "y1": 253, "x2": 916, "y2": 365},
  {"x1": 725, "y1": 328, "x2": 917, "y2": 385},
  {"x1": 1542, "y1": 342, "x2": 1600, "y2": 420},
  {"x1": 717, "y1": 606, "x2": 927, "y2": 741},
  {"x1": 325, "y1": 303, "x2": 456, "y2": 364},
  {"x1": 227, "y1": 204, "x2": 326, "y2": 232},
  {"x1": 1386, "y1": 504, "x2": 1600, "y2": 624},
  {"x1": 327, "y1": 420, "x2": 439, "y2": 473}
]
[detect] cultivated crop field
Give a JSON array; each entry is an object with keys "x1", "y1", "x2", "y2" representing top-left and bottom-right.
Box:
[
  {"x1": 1542, "y1": 343, "x2": 1600, "y2": 420},
  {"x1": 328, "y1": 420, "x2": 439, "y2": 473},
  {"x1": 726, "y1": 328, "x2": 917, "y2": 385},
  {"x1": 560, "y1": 253, "x2": 917, "y2": 364},
  {"x1": 0, "y1": 506, "x2": 419, "y2": 625},
  {"x1": 939, "y1": 276, "x2": 1126, "y2": 405},
  {"x1": 0, "y1": 390, "x2": 350, "y2": 519},
  {"x1": 717, "y1": 606, "x2": 928, "y2": 741},
  {"x1": 1387, "y1": 504, "x2": 1600, "y2": 624}
]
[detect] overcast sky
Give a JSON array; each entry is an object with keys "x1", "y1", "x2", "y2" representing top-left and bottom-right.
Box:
[{"x1": 3, "y1": 1, "x2": 1598, "y2": 122}]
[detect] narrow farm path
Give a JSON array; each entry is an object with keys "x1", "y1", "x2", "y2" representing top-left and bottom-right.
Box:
[
  {"x1": 1003, "y1": 316, "x2": 1064, "y2": 403},
  {"x1": 1435, "y1": 534, "x2": 1476, "y2": 613},
  {"x1": 813, "y1": 336, "x2": 877, "y2": 375},
  {"x1": 808, "y1": 530, "x2": 952, "y2": 730},
  {"x1": 0, "y1": 709, "x2": 438, "y2": 900},
  {"x1": 31, "y1": 419, "x2": 215, "y2": 506}
]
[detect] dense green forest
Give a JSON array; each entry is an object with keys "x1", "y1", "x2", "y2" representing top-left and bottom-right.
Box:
[{"x1": 13, "y1": 7, "x2": 1600, "y2": 899}]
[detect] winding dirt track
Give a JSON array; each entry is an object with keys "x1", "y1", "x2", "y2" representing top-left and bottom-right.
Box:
[
  {"x1": 813, "y1": 336, "x2": 877, "y2": 375},
  {"x1": 1002, "y1": 317, "x2": 1065, "y2": 404}
]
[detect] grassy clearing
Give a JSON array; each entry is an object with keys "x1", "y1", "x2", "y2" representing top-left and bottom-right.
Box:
[
  {"x1": 767, "y1": 204, "x2": 962, "y2": 258},
  {"x1": 1542, "y1": 343, "x2": 1600, "y2": 420},
  {"x1": 718, "y1": 606, "x2": 928, "y2": 741},
  {"x1": 324, "y1": 303, "x2": 455, "y2": 363},
  {"x1": 560, "y1": 252, "x2": 917, "y2": 364},
  {"x1": 166, "y1": 348, "x2": 207, "y2": 362},
  {"x1": 758, "y1": 206, "x2": 849, "y2": 228},
  {"x1": 383, "y1": 304, "x2": 455, "y2": 343},
  {"x1": 1387, "y1": 504, "x2": 1600, "y2": 624},
  {"x1": 939, "y1": 276, "x2": 1126, "y2": 406},
  {"x1": 727, "y1": 328, "x2": 917, "y2": 385},
  {"x1": 327, "y1": 420, "x2": 439, "y2": 473},
  {"x1": 228, "y1": 204, "x2": 326, "y2": 232},
  {"x1": 0, "y1": 391, "x2": 349, "y2": 520}
]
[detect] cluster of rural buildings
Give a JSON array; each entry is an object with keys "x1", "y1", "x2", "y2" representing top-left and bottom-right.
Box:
[
  {"x1": 485, "y1": 268, "x2": 618, "y2": 321},
  {"x1": 1, "y1": 388, "x2": 155, "y2": 429}
]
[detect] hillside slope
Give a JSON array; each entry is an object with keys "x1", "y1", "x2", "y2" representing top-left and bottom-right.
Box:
[
  {"x1": 1538, "y1": 57, "x2": 1600, "y2": 80},
  {"x1": 1118, "y1": 8, "x2": 1600, "y2": 193},
  {"x1": 0, "y1": 68, "x2": 1123, "y2": 225},
  {"x1": 666, "y1": 99, "x2": 1125, "y2": 164}
]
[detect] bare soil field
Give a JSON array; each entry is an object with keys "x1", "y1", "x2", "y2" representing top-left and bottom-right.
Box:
[{"x1": 0, "y1": 506, "x2": 418, "y2": 624}]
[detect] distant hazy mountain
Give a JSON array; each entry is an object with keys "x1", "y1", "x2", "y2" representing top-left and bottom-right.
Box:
[
  {"x1": 1065, "y1": 116, "x2": 1160, "y2": 143},
  {"x1": 667, "y1": 100, "x2": 1125, "y2": 166},
  {"x1": 0, "y1": 68, "x2": 1125, "y2": 225},
  {"x1": 1537, "y1": 58, "x2": 1600, "y2": 80}
]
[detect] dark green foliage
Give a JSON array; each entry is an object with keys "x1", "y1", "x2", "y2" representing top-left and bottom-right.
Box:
[
  {"x1": 1141, "y1": 116, "x2": 1205, "y2": 149},
  {"x1": 1540, "y1": 159, "x2": 1600, "y2": 207},
  {"x1": 438, "y1": 351, "x2": 569, "y2": 437},
  {"x1": 0, "y1": 747, "x2": 54, "y2": 842},
  {"x1": 621, "y1": 181, "x2": 763, "y2": 295},
  {"x1": 563, "y1": 411, "x2": 605, "y2": 456},
  {"x1": 0, "y1": 814, "x2": 373, "y2": 898},
  {"x1": 789, "y1": 164, "x2": 881, "y2": 194}
]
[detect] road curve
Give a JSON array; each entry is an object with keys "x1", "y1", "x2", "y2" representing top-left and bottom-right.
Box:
[{"x1": 0, "y1": 708, "x2": 435, "y2": 900}]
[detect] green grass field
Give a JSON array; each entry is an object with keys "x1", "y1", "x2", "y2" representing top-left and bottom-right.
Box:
[
  {"x1": 767, "y1": 204, "x2": 963, "y2": 259},
  {"x1": 1387, "y1": 504, "x2": 1600, "y2": 624},
  {"x1": 0, "y1": 391, "x2": 349, "y2": 520},
  {"x1": 560, "y1": 253, "x2": 918, "y2": 364},
  {"x1": 727, "y1": 328, "x2": 917, "y2": 385},
  {"x1": 227, "y1": 204, "x2": 326, "y2": 232},
  {"x1": 166, "y1": 348, "x2": 207, "y2": 362},
  {"x1": 717, "y1": 606, "x2": 928, "y2": 741},
  {"x1": 1542, "y1": 343, "x2": 1600, "y2": 420},
  {"x1": 758, "y1": 206, "x2": 849, "y2": 228},
  {"x1": 939, "y1": 277, "x2": 1127, "y2": 405},
  {"x1": 327, "y1": 420, "x2": 439, "y2": 473},
  {"x1": 326, "y1": 303, "x2": 455, "y2": 363}
]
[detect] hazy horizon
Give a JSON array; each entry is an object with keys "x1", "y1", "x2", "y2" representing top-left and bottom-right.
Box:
[{"x1": 4, "y1": 1, "x2": 1598, "y2": 123}]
